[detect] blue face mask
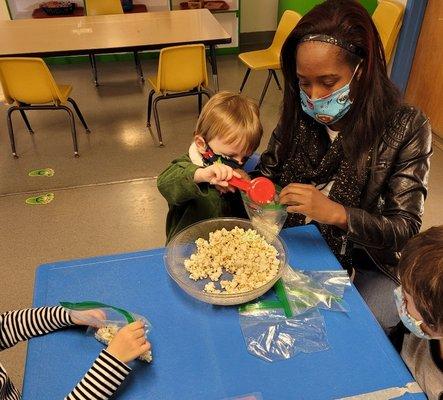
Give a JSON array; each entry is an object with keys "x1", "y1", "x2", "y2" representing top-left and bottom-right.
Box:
[
  {"x1": 299, "y1": 64, "x2": 360, "y2": 125},
  {"x1": 394, "y1": 286, "x2": 432, "y2": 340}
]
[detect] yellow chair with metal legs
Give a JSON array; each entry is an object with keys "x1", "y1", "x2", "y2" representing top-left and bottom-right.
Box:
[
  {"x1": 372, "y1": 0, "x2": 405, "y2": 64},
  {"x1": 0, "y1": 57, "x2": 90, "y2": 158},
  {"x1": 85, "y1": 0, "x2": 144, "y2": 85},
  {"x1": 238, "y1": 10, "x2": 302, "y2": 107},
  {"x1": 146, "y1": 44, "x2": 211, "y2": 147}
]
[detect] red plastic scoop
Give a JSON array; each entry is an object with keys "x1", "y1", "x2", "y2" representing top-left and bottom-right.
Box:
[{"x1": 229, "y1": 176, "x2": 276, "y2": 204}]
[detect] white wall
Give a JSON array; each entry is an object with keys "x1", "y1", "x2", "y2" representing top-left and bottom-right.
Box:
[{"x1": 240, "y1": 0, "x2": 278, "y2": 33}]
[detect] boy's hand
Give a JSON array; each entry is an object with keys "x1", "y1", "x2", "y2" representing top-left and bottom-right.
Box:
[
  {"x1": 215, "y1": 168, "x2": 250, "y2": 194},
  {"x1": 70, "y1": 309, "x2": 107, "y2": 327},
  {"x1": 194, "y1": 164, "x2": 241, "y2": 187},
  {"x1": 234, "y1": 169, "x2": 251, "y2": 182},
  {"x1": 106, "y1": 321, "x2": 151, "y2": 364}
]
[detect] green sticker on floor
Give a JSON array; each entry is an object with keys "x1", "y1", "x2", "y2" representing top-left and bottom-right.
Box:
[
  {"x1": 25, "y1": 193, "x2": 55, "y2": 205},
  {"x1": 28, "y1": 168, "x2": 55, "y2": 177}
]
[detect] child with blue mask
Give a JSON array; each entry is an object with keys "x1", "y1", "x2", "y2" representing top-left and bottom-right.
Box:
[{"x1": 389, "y1": 226, "x2": 443, "y2": 400}]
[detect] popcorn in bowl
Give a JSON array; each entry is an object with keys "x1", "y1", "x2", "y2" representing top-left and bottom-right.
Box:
[{"x1": 184, "y1": 226, "x2": 280, "y2": 294}]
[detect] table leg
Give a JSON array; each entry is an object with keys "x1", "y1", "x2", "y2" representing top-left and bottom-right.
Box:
[
  {"x1": 89, "y1": 53, "x2": 98, "y2": 86},
  {"x1": 209, "y1": 44, "x2": 219, "y2": 92}
]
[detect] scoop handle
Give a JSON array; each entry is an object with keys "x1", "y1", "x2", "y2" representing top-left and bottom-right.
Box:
[{"x1": 228, "y1": 176, "x2": 251, "y2": 192}]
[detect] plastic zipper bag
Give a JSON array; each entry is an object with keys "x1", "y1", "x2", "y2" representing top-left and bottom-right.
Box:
[
  {"x1": 282, "y1": 267, "x2": 350, "y2": 315},
  {"x1": 241, "y1": 190, "x2": 287, "y2": 242},
  {"x1": 61, "y1": 301, "x2": 153, "y2": 362},
  {"x1": 238, "y1": 301, "x2": 329, "y2": 362}
]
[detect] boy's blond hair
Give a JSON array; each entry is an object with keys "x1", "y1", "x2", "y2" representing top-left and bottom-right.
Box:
[
  {"x1": 399, "y1": 226, "x2": 443, "y2": 331},
  {"x1": 195, "y1": 91, "x2": 263, "y2": 155}
]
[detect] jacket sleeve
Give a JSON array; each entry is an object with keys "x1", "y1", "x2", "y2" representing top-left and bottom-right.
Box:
[
  {"x1": 65, "y1": 350, "x2": 131, "y2": 400},
  {"x1": 346, "y1": 112, "x2": 432, "y2": 251},
  {"x1": 157, "y1": 158, "x2": 210, "y2": 206},
  {"x1": 0, "y1": 306, "x2": 73, "y2": 350},
  {"x1": 257, "y1": 122, "x2": 292, "y2": 181}
]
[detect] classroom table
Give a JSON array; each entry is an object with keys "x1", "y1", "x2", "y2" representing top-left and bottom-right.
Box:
[
  {"x1": 0, "y1": 9, "x2": 230, "y2": 89},
  {"x1": 22, "y1": 225, "x2": 425, "y2": 399}
]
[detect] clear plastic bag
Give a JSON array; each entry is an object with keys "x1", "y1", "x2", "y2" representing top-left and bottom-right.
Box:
[
  {"x1": 238, "y1": 303, "x2": 329, "y2": 362},
  {"x1": 303, "y1": 270, "x2": 350, "y2": 308},
  {"x1": 241, "y1": 190, "x2": 287, "y2": 242},
  {"x1": 61, "y1": 301, "x2": 153, "y2": 362},
  {"x1": 282, "y1": 268, "x2": 350, "y2": 315}
]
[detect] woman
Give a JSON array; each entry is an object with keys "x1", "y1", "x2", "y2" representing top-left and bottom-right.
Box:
[{"x1": 259, "y1": 0, "x2": 432, "y2": 331}]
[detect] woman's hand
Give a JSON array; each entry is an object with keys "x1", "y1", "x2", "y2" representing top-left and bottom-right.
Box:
[{"x1": 279, "y1": 183, "x2": 348, "y2": 230}]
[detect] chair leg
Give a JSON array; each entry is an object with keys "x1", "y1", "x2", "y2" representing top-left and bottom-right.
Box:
[
  {"x1": 146, "y1": 89, "x2": 155, "y2": 127},
  {"x1": 201, "y1": 89, "x2": 212, "y2": 99},
  {"x1": 259, "y1": 70, "x2": 273, "y2": 107},
  {"x1": 198, "y1": 91, "x2": 203, "y2": 114},
  {"x1": 7, "y1": 107, "x2": 19, "y2": 158},
  {"x1": 152, "y1": 96, "x2": 164, "y2": 147},
  {"x1": 239, "y1": 68, "x2": 251, "y2": 93},
  {"x1": 271, "y1": 70, "x2": 282, "y2": 91},
  {"x1": 133, "y1": 51, "x2": 145, "y2": 83},
  {"x1": 19, "y1": 109, "x2": 34, "y2": 134},
  {"x1": 89, "y1": 53, "x2": 99, "y2": 86},
  {"x1": 67, "y1": 97, "x2": 90, "y2": 133},
  {"x1": 60, "y1": 105, "x2": 79, "y2": 157}
]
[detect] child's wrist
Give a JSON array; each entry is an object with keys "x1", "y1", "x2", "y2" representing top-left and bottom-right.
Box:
[{"x1": 193, "y1": 168, "x2": 205, "y2": 183}]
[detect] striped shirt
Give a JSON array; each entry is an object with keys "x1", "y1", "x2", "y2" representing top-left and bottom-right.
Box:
[{"x1": 0, "y1": 307, "x2": 131, "y2": 400}]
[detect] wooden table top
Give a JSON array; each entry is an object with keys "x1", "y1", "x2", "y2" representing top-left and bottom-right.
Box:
[{"x1": 0, "y1": 9, "x2": 231, "y2": 57}]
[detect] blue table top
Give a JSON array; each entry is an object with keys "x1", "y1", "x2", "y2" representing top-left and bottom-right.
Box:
[{"x1": 22, "y1": 225, "x2": 424, "y2": 400}]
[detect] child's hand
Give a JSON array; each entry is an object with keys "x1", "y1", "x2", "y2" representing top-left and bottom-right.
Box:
[
  {"x1": 70, "y1": 309, "x2": 107, "y2": 327},
  {"x1": 106, "y1": 321, "x2": 151, "y2": 364},
  {"x1": 215, "y1": 168, "x2": 250, "y2": 194},
  {"x1": 234, "y1": 169, "x2": 251, "y2": 182},
  {"x1": 194, "y1": 164, "x2": 241, "y2": 187}
]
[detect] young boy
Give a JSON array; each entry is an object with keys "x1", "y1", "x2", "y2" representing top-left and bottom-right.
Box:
[
  {"x1": 0, "y1": 306, "x2": 150, "y2": 400},
  {"x1": 157, "y1": 91, "x2": 263, "y2": 242},
  {"x1": 390, "y1": 226, "x2": 443, "y2": 400}
]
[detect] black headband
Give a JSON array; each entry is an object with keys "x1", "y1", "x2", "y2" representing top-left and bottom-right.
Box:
[{"x1": 300, "y1": 34, "x2": 363, "y2": 57}]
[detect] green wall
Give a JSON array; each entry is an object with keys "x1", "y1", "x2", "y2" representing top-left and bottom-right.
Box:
[{"x1": 278, "y1": 0, "x2": 378, "y2": 20}]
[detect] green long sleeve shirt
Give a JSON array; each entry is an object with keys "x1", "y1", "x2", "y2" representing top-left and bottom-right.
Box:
[{"x1": 157, "y1": 153, "x2": 247, "y2": 243}]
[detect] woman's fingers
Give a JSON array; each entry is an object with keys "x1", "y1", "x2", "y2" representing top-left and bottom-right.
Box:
[
  {"x1": 280, "y1": 192, "x2": 304, "y2": 205},
  {"x1": 286, "y1": 205, "x2": 307, "y2": 214}
]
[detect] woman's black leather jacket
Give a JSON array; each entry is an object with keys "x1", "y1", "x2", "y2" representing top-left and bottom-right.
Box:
[{"x1": 259, "y1": 105, "x2": 432, "y2": 281}]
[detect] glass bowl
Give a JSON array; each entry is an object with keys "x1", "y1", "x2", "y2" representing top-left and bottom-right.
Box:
[{"x1": 164, "y1": 218, "x2": 287, "y2": 305}]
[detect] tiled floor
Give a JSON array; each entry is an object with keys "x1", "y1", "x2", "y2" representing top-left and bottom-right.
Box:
[{"x1": 0, "y1": 55, "x2": 442, "y2": 390}]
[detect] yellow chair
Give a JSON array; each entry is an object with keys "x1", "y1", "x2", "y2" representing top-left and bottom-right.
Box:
[
  {"x1": 238, "y1": 10, "x2": 302, "y2": 107},
  {"x1": 372, "y1": 0, "x2": 405, "y2": 64},
  {"x1": 146, "y1": 44, "x2": 211, "y2": 146},
  {"x1": 0, "y1": 58, "x2": 90, "y2": 158},
  {"x1": 85, "y1": 0, "x2": 144, "y2": 85}
]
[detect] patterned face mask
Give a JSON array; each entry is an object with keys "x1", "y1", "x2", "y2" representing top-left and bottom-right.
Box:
[
  {"x1": 394, "y1": 286, "x2": 433, "y2": 340},
  {"x1": 201, "y1": 144, "x2": 248, "y2": 170},
  {"x1": 299, "y1": 64, "x2": 360, "y2": 125}
]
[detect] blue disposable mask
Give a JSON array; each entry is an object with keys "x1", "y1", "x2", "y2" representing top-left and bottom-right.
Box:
[
  {"x1": 394, "y1": 286, "x2": 432, "y2": 340},
  {"x1": 299, "y1": 64, "x2": 360, "y2": 125}
]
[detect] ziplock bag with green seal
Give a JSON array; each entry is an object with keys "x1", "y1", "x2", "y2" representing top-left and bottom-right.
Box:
[
  {"x1": 241, "y1": 188, "x2": 287, "y2": 242},
  {"x1": 282, "y1": 267, "x2": 350, "y2": 315},
  {"x1": 238, "y1": 301, "x2": 329, "y2": 362},
  {"x1": 61, "y1": 301, "x2": 153, "y2": 362}
]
